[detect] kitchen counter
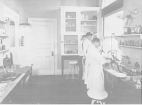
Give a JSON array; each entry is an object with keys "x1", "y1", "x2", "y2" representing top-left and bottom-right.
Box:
[
  {"x1": 0, "y1": 66, "x2": 32, "y2": 103},
  {"x1": 104, "y1": 66, "x2": 141, "y2": 89},
  {"x1": 103, "y1": 65, "x2": 141, "y2": 104}
]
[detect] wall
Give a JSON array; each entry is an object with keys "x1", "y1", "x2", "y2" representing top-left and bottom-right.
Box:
[
  {"x1": 19, "y1": 0, "x2": 99, "y2": 73},
  {"x1": 0, "y1": 0, "x2": 24, "y2": 22},
  {"x1": 123, "y1": 0, "x2": 142, "y2": 68},
  {"x1": 0, "y1": 0, "x2": 99, "y2": 74}
]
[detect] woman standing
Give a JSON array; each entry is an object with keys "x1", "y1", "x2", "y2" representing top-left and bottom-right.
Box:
[{"x1": 85, "y1": 37, "x2": 110, "y2": 90}]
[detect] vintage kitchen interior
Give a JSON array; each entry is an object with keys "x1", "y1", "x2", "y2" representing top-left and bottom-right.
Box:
[{"x1": 0, "y1": 0, "x2": 141, "y2": 104}]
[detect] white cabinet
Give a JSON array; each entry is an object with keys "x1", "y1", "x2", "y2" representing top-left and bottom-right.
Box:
[{"x1": 60, "y1": 6, "x2": 99, "y2": 55}]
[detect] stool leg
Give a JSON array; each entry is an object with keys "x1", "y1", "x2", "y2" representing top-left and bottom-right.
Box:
[
  {"x1": 91, "y1": 100, "x2": 96, "y2": 105},
  {"x1": 66, "y1": 65, "x2": 72, "y2": 80},
  {"x1": 77, "y1": 65, "x2": 79, "y2": 76},
  {"x1": 91, "y1": 100, "x2": 105, "y2": 105},
  {"x1": 72, "y1": 65, "x2": 75, "y2": 83}
]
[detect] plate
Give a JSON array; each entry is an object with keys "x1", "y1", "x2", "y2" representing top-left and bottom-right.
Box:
[{"x1": 116, "y1": 73, "x2": 127, "y2": 78}]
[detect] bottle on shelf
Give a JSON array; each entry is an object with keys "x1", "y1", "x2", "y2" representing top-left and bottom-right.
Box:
[
  {"x1": 0, "y1": 24, "x2": 2, "y2": 35},
  {"x1": 0, "y1": 38, "x2": 2, "y2": 51},
  {"x1": 93, "y1": 15, "x2": 97, "y2": 20}
]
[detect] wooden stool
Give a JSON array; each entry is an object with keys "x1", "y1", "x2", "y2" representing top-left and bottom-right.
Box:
[
  {"x1": 87, "y1": 89, "x2": 108, "y2": 104},
  {"x1": 66, "y1": 61, "x2": 79, "y2": 83}
]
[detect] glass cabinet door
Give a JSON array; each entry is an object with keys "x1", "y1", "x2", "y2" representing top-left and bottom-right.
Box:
[{"x1": 65, "y1": 12, "x2": 77, "y2": 33}]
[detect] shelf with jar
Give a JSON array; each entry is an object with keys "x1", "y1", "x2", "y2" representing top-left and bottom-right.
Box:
[
  {"x1": 115, "y1": 34, "x2": 142, "y2": 37},
  {"x1": 0, "y1": 17, "x2": 10, "y2": 53},
  {"x1": 119, "y1": 45, "x2": 142, "y2": 49},
  {"x1": 65, "y1": 12, "x2": 76, "y2": 19},
  {"x1": 64, "y1": 36, "x2": 78, "y2": 44},
  {"x1": 0, "y1": 23, "x2": 8, "y2": 37},
  {"x1": 0, "y1": 38, "x2": 8, "y2": 52},
  {"x1": 64, "y1": 45, "x2": 78, "y2": 54},
  {"x1": 124, "y1": 25, "x2": 142, "y2": 35},
  {"x1": 118, "y1": 39, "x2": 142, "y2": 49},
  {"x1": 80, "y1": 12, "x2": 97, "y2": 27},
  {"x1": 81, "y1": 12, "x2": 97, "y2": 21}
]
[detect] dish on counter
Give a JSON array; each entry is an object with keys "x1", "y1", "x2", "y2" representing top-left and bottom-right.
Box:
[{"x1": 106, "y1": 69, "x2": 127, "y2": 78}]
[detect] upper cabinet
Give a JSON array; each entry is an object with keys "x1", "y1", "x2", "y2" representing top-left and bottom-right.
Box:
[
  {"x1": 60, "y1": 6, "x2": 99, "y2": 55},
  {"x1": 60, "y1": 7, "x2": 79, "y2": 35}
]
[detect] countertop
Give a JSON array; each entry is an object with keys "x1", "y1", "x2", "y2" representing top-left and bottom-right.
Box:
[{"x1": 0, "y1": 66, "x2": 31, "y2": 103}]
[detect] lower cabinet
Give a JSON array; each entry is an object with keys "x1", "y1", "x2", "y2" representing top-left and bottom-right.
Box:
[{"x1": 1, "y1": 70, "x2": 32, "y2": 104}]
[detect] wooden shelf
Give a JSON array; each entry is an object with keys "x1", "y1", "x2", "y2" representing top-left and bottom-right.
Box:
[
  {"x1": 0, "y1": 50, "x2": 9, "y2": 53},
  {"x1": 119, "y1": 45, "x2": 142, "y2": 49}
]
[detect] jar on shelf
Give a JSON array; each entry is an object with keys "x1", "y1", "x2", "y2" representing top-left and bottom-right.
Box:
[
  {"x1": 84, "y1": 14, "x2": 88, "y2": 20},
  {"x1": 140, "y1": 25, "x2": 142, "y2": 34},
  {"x1": 137, "y1": 25, "x2": 141, "y2": 34},
  {"x1": 93, "y1": 15, "x2": 97, "y2": 20},
  {"x1": 124, "y1": 27, "x2": 131, "y2": 34},
  {"x1": 134, "y1": 25, "x2": 138, "y2": 34}
]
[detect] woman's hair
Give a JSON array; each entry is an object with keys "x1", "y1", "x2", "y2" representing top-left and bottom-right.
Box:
[
  {"x1": 91, "y1": 37, "x2": 100, "y2": 43},
  {"x1": 81, "y1": 35, "x2": 86, "y2": 40},
  {"x1": 86, "y1": 32, "x2": 93, "y2": 37}
]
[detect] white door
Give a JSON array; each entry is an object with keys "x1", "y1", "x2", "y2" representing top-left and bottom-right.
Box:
[{"x1": 28, "y1": 18, "x2": 56, "y2": 75}]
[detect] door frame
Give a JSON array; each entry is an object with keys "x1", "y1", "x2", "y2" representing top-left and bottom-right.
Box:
[{"x1": 28, "y1": 18, "x2": 57, "y2": 75}]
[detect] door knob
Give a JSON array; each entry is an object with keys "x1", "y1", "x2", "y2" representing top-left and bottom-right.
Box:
[{"x1": 52, "y1": 51, "x2": 54, "y2": 56}]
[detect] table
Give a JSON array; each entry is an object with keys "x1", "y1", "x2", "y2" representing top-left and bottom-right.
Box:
[
  {"x1": 61, "y1": 55, "x2": 83, "y2": 76},
  {"x1": 0, "y1": 66, "x2": 32, "y2": 103}
]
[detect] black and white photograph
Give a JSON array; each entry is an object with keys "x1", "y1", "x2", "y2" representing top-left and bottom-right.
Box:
[{"x1": 0, "y1": 0, "x2": 141, "y2": 104}]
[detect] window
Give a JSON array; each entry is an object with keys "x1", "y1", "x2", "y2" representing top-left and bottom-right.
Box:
[
  {"x1": 104, "y1": 10, "x2": 123, "y2": 36},
  {"x1": 102, "y1": 10, "x2": 123, "y2": 61}
]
